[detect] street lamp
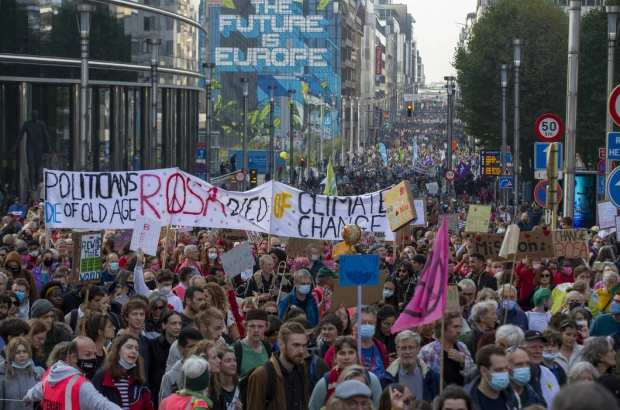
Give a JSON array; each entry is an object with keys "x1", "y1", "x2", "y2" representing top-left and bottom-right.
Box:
[
  {"x1": 330, "y1": 94, "x2": 336, "y2": 165},
  {"x1": 75, "y1": 2, "x2": 94, "y2": 172},
  {"x1": 606, "y1": 5, "x2": 620, "y2": 200},
  {"x1": 341, "y1": 95, "x2": 346, "y2": 165},
  {"x1": 500, "y1": 64, "x2": 510, "y2": 207},
  {"x1": 513, "y1": 39, "x2": 522, "y2": 212},
  {"x1": 444, "y1": 76, "x2": 456, "y2": 198},
  {"x1": 241, "y1": 78, "x2": 250, "y2": 190},
  {"x1": 147, "y1": 38, "x2": 161, "y2": 170},
  {"x1": 319, "y1": 93, "x2": 324, "y2": 172},
  {"x1": 203, "y1": 62, "x2": 215, "y2": 182},
  {"x1": 268, "y1": 85, "x2": 277, "y2": 180},
  {"x1": 288, "y1": 90, "x2": 296, "y2": 184}
]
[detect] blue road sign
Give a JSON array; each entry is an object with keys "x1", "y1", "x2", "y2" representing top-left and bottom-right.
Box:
[
  {"x1": 499, "y1": 177, "x2": 514, "y2": 188},
  {"x1": 599, "y1": 176, "x2": 606, "y2": 195},
  {"x1": 607, "y1": 167, "x2": 620, "y2": 208},
  {"x1": 196, "y1": 149, "x2": 206, "y2": 160},
  {"x1": 608, "y1": 132, "x2": 620, "y2": 160},
  {"x1": 534, "y1": 142, "x2": 563, "y2": 170},
  {"x1": 502, "y1": 152, "x2": 512, "y2": 164}
]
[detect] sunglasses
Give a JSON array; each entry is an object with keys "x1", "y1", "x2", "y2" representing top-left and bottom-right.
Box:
[
  {"x1": 11, "y1": 300, "x2": 18, "y2": 306},
  {"x1": 154, "y1": 305, "x2": 166, "y2": 311},
  {"x1": 539, "y1": 274, "x2": 550, "y2": 278}
]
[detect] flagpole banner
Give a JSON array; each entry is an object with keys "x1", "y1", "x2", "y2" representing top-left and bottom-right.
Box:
[
  {"x1": 44, "y1": 169, "x2": 395, "y2": 241},
  {"x1": 392, "y1": 215, "x2": 449, "y2": 333}
]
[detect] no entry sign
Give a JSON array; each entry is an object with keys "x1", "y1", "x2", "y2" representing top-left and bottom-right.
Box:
[{"x1": 609, "y1": 85, "x2": 620, "y2": 126}]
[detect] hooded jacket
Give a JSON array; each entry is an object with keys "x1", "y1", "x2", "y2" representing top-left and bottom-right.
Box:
[
  {"x1": 159, "y1": 359, "x2": 183, "y2": 404},
  {"x1": 464, "y1": 375, "x2": 519, "y2": 410},
  {"x1": 379, "y1": 358, "x2": 441, "y2": 402},
  {"x1": 0, "y1": 361, "x2": 45, "y2": 410},
  {"x1": 24, "y1": 360, "x2": 122, "y2": 410},
  {"x1": 4, "y1": 251, "x2": 38, "y2": 300}
]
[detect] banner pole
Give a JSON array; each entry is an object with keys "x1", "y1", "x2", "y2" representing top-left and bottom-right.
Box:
[
  {"x1": 357, "y1": 285, "x2": 362, "y2": 362},
  {"x1": 439, "y1": 314, "x2": 445, "y2": 394},
  {"x1": 80, "y1": 287, "x2": 90, "y2": 336},
  {"x1": 504, "y1": 253, "x2": 517, "y2": 324},
  {"x1": 162, "y1": 224, "x2": 170, "y2": 267}
]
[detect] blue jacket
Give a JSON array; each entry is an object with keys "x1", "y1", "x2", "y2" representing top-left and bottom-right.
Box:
[
  {"x1": 380, "y1": 358, "x2": 442, "y2": 402},
  {"x1": 497, "y1": 308, "x2": 529, "y2": 332},
  {"x1": 278, "y1": 288, "x2": 319, "y2": 327}
]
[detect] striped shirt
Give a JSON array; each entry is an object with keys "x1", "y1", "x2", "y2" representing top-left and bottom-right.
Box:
[{"x1": 114, "y1": 377, "x2": 130, "y2": 410}]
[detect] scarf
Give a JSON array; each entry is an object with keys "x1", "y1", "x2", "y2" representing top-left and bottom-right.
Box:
[{"x1": 324, "y1": 367, "x2": 344, "y2": 404}]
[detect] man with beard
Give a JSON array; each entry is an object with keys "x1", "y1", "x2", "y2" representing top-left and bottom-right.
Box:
[
  {"x1": 380, "y1": 330, "x2": 441, "y2": 402},
  {"x1": 246, "y1": 322, "x2": 309, "y2": 410},
  {"x1": 179, "y1": 286, "x2": 206, "y2": 328}
]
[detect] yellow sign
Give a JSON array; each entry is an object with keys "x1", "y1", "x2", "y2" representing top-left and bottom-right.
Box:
[
  {"x1": 273, "y1": 192, "x2": 292, "y2": 218},
  {"x1": 465, "y1": 205, "x2": 492, "y2": 233},
  {"x1": 383, "y1": 181, "x2": 417, "y2": 232}
]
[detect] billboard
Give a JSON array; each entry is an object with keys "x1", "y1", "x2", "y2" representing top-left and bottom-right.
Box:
[{"x1": 209, "y1": 0, "x2": 341, "y2": 141}]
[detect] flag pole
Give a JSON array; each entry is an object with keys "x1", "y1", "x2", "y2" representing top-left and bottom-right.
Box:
[
  {"x1": 504, "y1": 253, "x2": 517, "y2": 324},
  {"x1": 439, "y1": 314, "x2": 445, "y2": 394}
]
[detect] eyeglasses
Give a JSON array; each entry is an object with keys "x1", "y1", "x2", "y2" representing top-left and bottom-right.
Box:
[
  {"x1": 506, "y1": 345, "x2": 525, "y2": 353},
  {"x1": 266, "y1": 311, "x2": 278, "y2": 316}
]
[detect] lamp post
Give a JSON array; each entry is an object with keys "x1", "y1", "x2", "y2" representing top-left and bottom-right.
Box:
[
  {"x1": 147, "y1": 38, "x2": 161, "y2": 170},
  {"x1": 606, "y1": 5, "x2": 620, "y2": 201},
  {"x1": 203, "y1": 62, "x2": 215, "y2": 182},
  {"x1": 356, "y1": 98, "x2": 360, "y2": 152},
  {"x1": 513, "y1": 39, "x2": 522, "y2": 212},
  {"x1": 306, "y1": 93, "x2": 312, "y2": 182},
  {"x1": 268, "y1": 85, "x2": 276, "y2": 181},
  {"x1": 319, "y1": 93, "x2": 324, "y2": 173},
  {"x1": 331, "y1": 94, "x2": 336, "y2": 165},
  {"x1": 288, "y1": 89, "x2": 296, "y2": 184},
  {"x1": 241, "y1": 78, "x2": 249, "y2": 190},
  {"x1": 444, "y1": 76, "x2": 455, "y2": 198},
  {"x1": 500, "y1": 64, "x2": 509, "y2": 207},
  {"x1": 341, "y1": 96, "x2": 346, "y2": 165},
  {"x1": 75, "y1": 3, "x2": 94, "y2": 172}
]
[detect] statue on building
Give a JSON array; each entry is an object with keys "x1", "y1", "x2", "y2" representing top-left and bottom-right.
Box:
[{"x1": 15, "y1": 110, "x2": 52, "y2": 190}]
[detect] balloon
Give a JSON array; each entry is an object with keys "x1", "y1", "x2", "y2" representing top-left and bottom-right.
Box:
[{"x1": 280, "y1": 152, "x2": 288, "y2": 160}]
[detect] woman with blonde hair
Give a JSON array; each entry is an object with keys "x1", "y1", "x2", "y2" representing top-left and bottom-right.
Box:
[
  {"x1": 0, "y1": 336, "x2": 44, "y2": 410},
  {"x1": 204, "y1": 282, "x2": 240, "y2": 340},
  {"x1": 190, "y1": 340, "x2": 221, "y2": 408}
]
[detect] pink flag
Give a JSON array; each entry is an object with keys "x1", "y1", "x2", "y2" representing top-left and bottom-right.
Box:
[{"x1": 392, "y1": 215, "x2": 449, "y2": 333}]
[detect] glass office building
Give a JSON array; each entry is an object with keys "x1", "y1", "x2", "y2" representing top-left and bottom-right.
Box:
[{"x1": 0, "y1": 0, "x2": 206, "y2": 198}]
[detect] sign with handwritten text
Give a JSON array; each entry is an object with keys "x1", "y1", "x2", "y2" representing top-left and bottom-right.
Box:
[
  {"x1": 467, "y1": 230, "x2": 554, "y2": 260},
  {"x1": 598, "y1": 201, "x2": 618, "y2": 229},
  {"x1": 130, "y1": 216, "x2": 162, "y2": 255},
  {"x1": 465, "y1": 205, "x2": 492, "y2": 233},
  {"x1": 219, "y1": 242, "x2": 255, "y2": 278},
  {"x1": 71, "y1": 232, "x2": 103, "y2": 283},
  {"x1": 552, "y1": 229, "x2": 589, "y2": 259},
  {"x1": 384, "y1": 181, "x2": 417, "y2": 231},
  {"x1": 286, "y1": 237, "x2": 322, "y2": 258}
]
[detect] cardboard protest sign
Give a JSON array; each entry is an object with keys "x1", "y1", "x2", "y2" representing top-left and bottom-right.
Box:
[
  {"x1": 339, "y1": 255, "x2": 380, "y2": 286},
  {"x1": 359, "y1": 231, "x2": 386, "y2": 251},
  {"x1": 285, "y1": 237, "x2": 322, "y2": 258},
  {"x1": 446, "y1": 214, "x2": 459, "y2": 234},
  {"x1": 597, "y1": 201, "x2": 618, "y2": 229},
  {"x1": 220, "y1": 229, "x2": 248, "y2": 242},
  {"x1": 246, "y1": 230, "x2": 263, "y2": 245},
  {"x1": 219, "y1": 242, "x2": 255, "y2": 278},
  {"x1": 71, "y1": 232, "x2": 103, "y2": 284},
  {"x1": 410, "y1": 199, "x2": 428, "y2": 227},
  {"x1": 106, "y1": 229, "x2": 134, "y2": 249},
  {"x1": 384, "y1": 181, "x2": 417, "y2": 231},
  {"x1": 130, "y1": 216, "x2": 163, "y2": 255},
  {"x1": 331, "y1": 269, "x2": 386, "y2": 308},
  {"x1": 467, "y1": 230, "x2": 554, "y2": 260},
  {"x1": 465, "y1": 205, "x2": 492, "y2": 233},
  {"x1": 447, "y1": 285, "x2": 460, "y2": 311},
  {"x1": 552, "y1": 229, "x2": 589, "y2": 259}
]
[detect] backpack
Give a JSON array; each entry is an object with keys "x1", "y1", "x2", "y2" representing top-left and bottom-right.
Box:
[
  {"x1": 238, "y1": 360, "x2": 277, "y2": 409},
  {"x1": 233, "y1": 340, "x2": 273, "y2": 376},
  {"x1": 308, "y1": 354, "x2": 319, "y2": 393}
]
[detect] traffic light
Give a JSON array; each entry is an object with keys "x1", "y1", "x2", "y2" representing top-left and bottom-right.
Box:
[
  {"x1": 249, "y1": 169, "x2": 257, "y2": 188},
  {"x1": 407, "y1": 105, "x2": 412, "y2": 117},
  {"x1": 300, "y1": 157, "x2": 305, "y2": 168}
]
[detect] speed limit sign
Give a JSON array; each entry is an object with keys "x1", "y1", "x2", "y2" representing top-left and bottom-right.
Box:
[
  {"x1": 534, "y1": 114, "x2": 563, "y2": 142},
  {"x1": 444, "y1": 169, "x2": 456, "y2": 181},
  {"x1": 234, "y1": 171, "x2": 245, "y2": 182}
]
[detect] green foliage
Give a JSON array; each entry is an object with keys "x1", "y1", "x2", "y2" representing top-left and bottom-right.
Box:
[{"x1": 454, "y1": 0, "x2": 568, "y2": 179}]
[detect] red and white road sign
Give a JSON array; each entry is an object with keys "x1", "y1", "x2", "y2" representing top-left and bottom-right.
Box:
[
  {"x1": 609, "y1": 85, "x2": 620, "y2": 126},
  {"x1": 444, "y1": 169, "x2": 456, "y2": 181},
  {"x1": 598, "y1": 159, "x2": 616, "y2": 176},
  {"x1": 600, "y1": 148, "x2": 607, "y2": 159},
  {"x1": 534, "y1": 114, "x2": 564, "y2": 142},
  {"x1": 234, "y1": 171, "x2": 246, "y2": 182}
]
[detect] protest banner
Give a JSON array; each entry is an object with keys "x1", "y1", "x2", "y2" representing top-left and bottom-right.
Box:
[
  {"x1": 384, "y1": 181, "x2": 417, "y2": 231},
  {"x1": 246, "y1": 230, "x2": 263, "y2": 245},
  {"x1": 285, "y1": 237, "x2": 322, "y2": 258},
  {"x1": 447, "y1": 285, "x2": 460, "y2": 311},
  {"x1": 410, "y1": 199, "x2": 428, "y2": 228},
  {"x1": 465, "y1": 205, "x2": 492, "y2": 233},
  {"x1": 446, "y1": 214, "x2": 459, "y2": 234},
  {"x1": 219, "y1": 242, "x2": 255, "y2": 278},
  {"x1": 129, "y1": 216, "x2": 163, "y2": 255},
  {"x1": 71, "y1": 231, "x2": 103, "y2": 283},
  {"x1": 466, "y1": 230, "x2": 554, "y2": 260},
  {"x1": 220, "y1": 229, "x2": 248, "y2": 242},
  {"x1": 552, "y1": 229, "x2": 589, "y2": 259},
  {"x1": 597, "y1": 201, "x2": 618, "y2": 229}
]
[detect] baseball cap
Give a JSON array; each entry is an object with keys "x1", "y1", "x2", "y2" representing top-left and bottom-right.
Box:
[
  {"x1": 334, "y1": 380, "x2": 372, "y2": 400},
  {"x1": 524, "y1": 330, "x2": 547, "y2": 342},
  {"x1": 317, "y1": 267, "x2": 338, "y2": 279}
]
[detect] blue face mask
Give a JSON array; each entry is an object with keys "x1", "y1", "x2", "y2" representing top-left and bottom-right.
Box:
[
  {"x1": 611, "y1": 302, "x2": 620, "y2": 315},
  {"x1": 14, "y1": 291, "x2": 25, "y2": 303},
  {"x1": 383, "y1": 289, "x2": 394, "y2": 298},
  {"x1": 543, "y1": 352, "x2": 560, "y2": 361},
  {"x1": 487, "y1": 371, "x2": 510, "y2": 391},
  {"x1": 502, "y1": 300, "x2": 516, "y2": 311},
  {"x1": 109, "y1": 262, "x2": 119, "y2": 272},
  {"x1": 298, "y1": 285, "x2": 311, "y2": 295},
  {"x1": 119, "y1": 358, "x2": 136, "y2": 370},
  {"x1": 360, "y1": 324, "x2": 375, "y2": 340},
  {"x1": 510, "y1": 367, "x2": 531, "y2": 386},
  {"x1": 310, "y1": 255, "x2": 318, "y2": 261},
  {"x1": 62, "y1": 286, "x2": 67, "y2": 294},
  {"x1": 12, "y1": 360, "x2": 31, "y2": 369}
]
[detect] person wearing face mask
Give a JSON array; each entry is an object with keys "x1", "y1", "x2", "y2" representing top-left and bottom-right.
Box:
[
  {"x1": 23, "y1": 336, "x2": 123, "y2": 410},
  {"x1": 553, "y1": 258, "x2": 575, "y2": 286},
  {"x1": 497, "y1": 285, "x2": 528, "y2": 331},
  {"x1": 277, "y1": 269, "x2": 319, "y2": 327},
  {"x1": 525, "y1": 288, "x2": 552, "y2": 331},
  {"x1": 91, "y1": 333, "x2": 153, "y2": 410},
  {"x1": 464, "y1": 345, "x2": 517, "y2": 409},
  {"x1": 540, "y1": 329, "x2": 568, "y2": 386},
  {"x1": 312, "y1": 267, "x2": 337, "y2": 317},
  {"x1": 4, "y1": 251, "x2": 38, "y2": 300},
  {"x1": 514, "y1": 256, "x2": 539, "y2": 309},
  {"x1": 304, "y1": 245, "x2": 324, "y2": 280},
  {"x1": 31, "y1": 250, "x2": 57, "y2": 293},
  {"x1": 0, "y1": 336, "x2": 45, "y2": 410},
  {"x1": 506, "y1": 346, "x2": 542, "y2": 407},
  {"x1": 100, "y1": 253, "x2": 120, "y2": 284},
  {"x1": 590, "y1": 290, "x2": 620, "y2": 337},
  {"x1": 134, "y1": 249, "x2": 183, "y2": 312}
]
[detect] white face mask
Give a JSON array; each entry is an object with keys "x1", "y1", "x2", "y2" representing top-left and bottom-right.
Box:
[{"x1": 159, "y1": 285, "x2": 172, "y2": 295}]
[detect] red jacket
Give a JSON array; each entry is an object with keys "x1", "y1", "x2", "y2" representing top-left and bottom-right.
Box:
[
  {"x1": 91, "y1": 369, "x2": 154, "y2": 410},
  {"x1": 514, "y1": 263, "x2": 535, "y2": 301},
  {"x1": 323, "y1": 336, "x2": 389, "y2": 370}
]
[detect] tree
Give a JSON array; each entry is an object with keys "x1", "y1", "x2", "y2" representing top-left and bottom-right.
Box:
[{"x1": 454, "y1": 0, "x2": 568, "y2": 182}]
